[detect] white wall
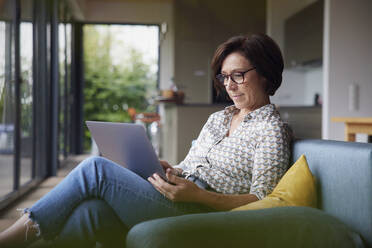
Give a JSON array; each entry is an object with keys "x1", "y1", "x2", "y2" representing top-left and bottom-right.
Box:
[
  {"x1": 304, "y1": 67, "x2": 323, "y2": 105},
  {"x1": 270, "y1": 69, "x2": 305, "y2": 105},
  {"x1": 81, "y1": 0, "x2": 175, "y2": 91},
  {"x1": 270, "y1": 67, "x2": 323, "y2": 106},
  {"x1": 323, "y1": 0, "x2": 372, "y2": 140}
]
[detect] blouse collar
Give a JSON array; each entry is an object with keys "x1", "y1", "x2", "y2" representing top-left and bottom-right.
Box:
[{"x1": 223, "y1": 103, "x2": 276, "y2": 123}]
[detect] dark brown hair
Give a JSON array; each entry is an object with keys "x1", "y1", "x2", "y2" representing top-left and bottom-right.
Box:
[{"x1": 211, "y1": 33, "x2": 284, "y2": 96}]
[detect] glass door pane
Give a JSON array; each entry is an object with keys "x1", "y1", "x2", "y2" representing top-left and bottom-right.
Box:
[
  {"x1": 0, "y1": 0, "x2": 15, "y2": 197},
  {"x1": 83, "y1": 24, "x2": 159, "y2": 152},
  {"x1": 19, "y1": 0, "x2": 33, "y2": 185},
  {"x1": 58, "y1": 21, "x2": 72, "y2": 159},
  {"x1": 58, "y1": 22, "x2": 66, "y2": 160}
]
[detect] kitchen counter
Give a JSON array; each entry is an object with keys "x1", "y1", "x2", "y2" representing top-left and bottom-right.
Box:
[{"x1": 159, "y1": 103, "x2": 322, "y2": 163}]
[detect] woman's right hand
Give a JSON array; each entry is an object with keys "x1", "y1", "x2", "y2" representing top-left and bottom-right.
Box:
[{"x1": 159, "y1": 160, "x2": 183, "y2": 176}]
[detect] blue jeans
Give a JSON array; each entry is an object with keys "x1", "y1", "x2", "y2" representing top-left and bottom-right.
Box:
[{"x1": 25, "y1": 156, "x2": 213, "y2": 246}]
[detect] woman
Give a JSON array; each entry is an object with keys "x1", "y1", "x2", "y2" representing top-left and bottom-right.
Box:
[{"x1": 0, "y1": 33, "x2": 291, "y2": 247}]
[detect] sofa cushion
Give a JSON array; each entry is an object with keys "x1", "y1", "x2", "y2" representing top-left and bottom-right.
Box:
[
  {"x1": 126, "y1": 206, "x2": 364, "y2": 248},
  {"x1": 232, "y1": 154, "x2": 316, "y2": 211}
]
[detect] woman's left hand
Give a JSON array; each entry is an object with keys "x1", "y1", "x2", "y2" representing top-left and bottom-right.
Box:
[{"x1": 148, "y1": 169, "x2": 202, "y2": 202}]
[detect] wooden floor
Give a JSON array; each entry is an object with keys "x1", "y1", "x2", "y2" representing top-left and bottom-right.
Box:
[{"x1": 0, "y1": 154, "x2": 89, "y2": 233}]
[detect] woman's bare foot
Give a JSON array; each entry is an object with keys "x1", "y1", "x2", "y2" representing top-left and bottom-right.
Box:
[{"x1": 0, "y1": 213, "x2": 40, "y2": 248}]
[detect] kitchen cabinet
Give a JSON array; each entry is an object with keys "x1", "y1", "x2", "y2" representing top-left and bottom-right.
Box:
[{"x1": 284, "y1": 0, "x2": 323, "y2": 68}]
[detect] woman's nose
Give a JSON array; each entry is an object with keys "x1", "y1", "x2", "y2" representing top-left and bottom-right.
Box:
[{"x1": 225, "y1": 78, "x2": 237, "y2": 90}]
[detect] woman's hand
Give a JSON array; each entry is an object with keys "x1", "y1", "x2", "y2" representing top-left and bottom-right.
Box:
[
  {"x1": 149, "y1": 169, "x2": 259, "y2": 210},
  {"x1": 159, "y1": 160, "x2": 183, "y2": 176},
  {"x1": 148, "y1": 169, "x2": 202, "y2": 202},
  {"x1": 159, "y1": 160, "x2": 172, "y2": 171}
]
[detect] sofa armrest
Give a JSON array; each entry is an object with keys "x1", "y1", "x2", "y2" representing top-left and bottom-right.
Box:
[
  {"x1": 292, "y1": 139, "x2": 372, "y2": 247},
  {"x1": 127, "y1": 207, "x2": 363, "y2": 248}
]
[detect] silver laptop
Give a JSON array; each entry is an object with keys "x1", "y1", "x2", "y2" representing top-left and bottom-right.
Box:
[{"x1": 86, "y1": 121, "x2": 166, "y2": 180}]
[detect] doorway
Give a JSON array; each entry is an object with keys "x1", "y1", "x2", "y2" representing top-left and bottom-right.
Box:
[{"x1": 83, "y1": 24, "x2": 159, "y2": 152}]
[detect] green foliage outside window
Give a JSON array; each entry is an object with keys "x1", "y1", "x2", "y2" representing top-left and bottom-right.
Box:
[{"x1": 83, "y1": 26, "x2": 157, "y2": 151}]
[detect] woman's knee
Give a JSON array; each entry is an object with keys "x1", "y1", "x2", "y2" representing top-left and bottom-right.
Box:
[
  {"x1": 72, "y1": 156, "x2": 127, "y2": 185},
  {"x1": 84, "y1": 156, "x2": 108, "y2": 166},
  {"x1": 75, "y1": 156, "x2": 109, "y2": 172}
]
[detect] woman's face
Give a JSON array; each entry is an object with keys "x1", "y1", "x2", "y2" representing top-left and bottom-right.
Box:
[{"x1": 221, "y1": 52, "x2": 269, "y2": 112}]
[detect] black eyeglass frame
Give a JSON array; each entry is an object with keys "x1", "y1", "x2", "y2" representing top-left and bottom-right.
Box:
[{"x1": 216, "y1": 67, "x2": 256, "y2": 85}]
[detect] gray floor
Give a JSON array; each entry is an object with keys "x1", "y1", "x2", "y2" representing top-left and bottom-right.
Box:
[{"x1": 0, "y1": 154, "x2": 89, "y2": 233}]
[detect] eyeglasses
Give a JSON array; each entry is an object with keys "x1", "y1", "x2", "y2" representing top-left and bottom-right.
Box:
[{"x1": 216, "y1": 67, "x2": 256, "y2": 85}]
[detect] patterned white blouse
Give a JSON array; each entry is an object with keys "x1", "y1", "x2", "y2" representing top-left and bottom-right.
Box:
[{"x1": 174, "y1": 103, "x2": 291, "y2": 200}]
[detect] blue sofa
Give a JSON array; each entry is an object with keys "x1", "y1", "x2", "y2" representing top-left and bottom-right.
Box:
[{"x1": 126, "y1": 139, "x2": 372, "y2": 248}]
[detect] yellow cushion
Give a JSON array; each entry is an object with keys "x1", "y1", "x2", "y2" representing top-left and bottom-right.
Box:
[{"x1": 232, "y1": 154, "x2": 317, "y2": 211}]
